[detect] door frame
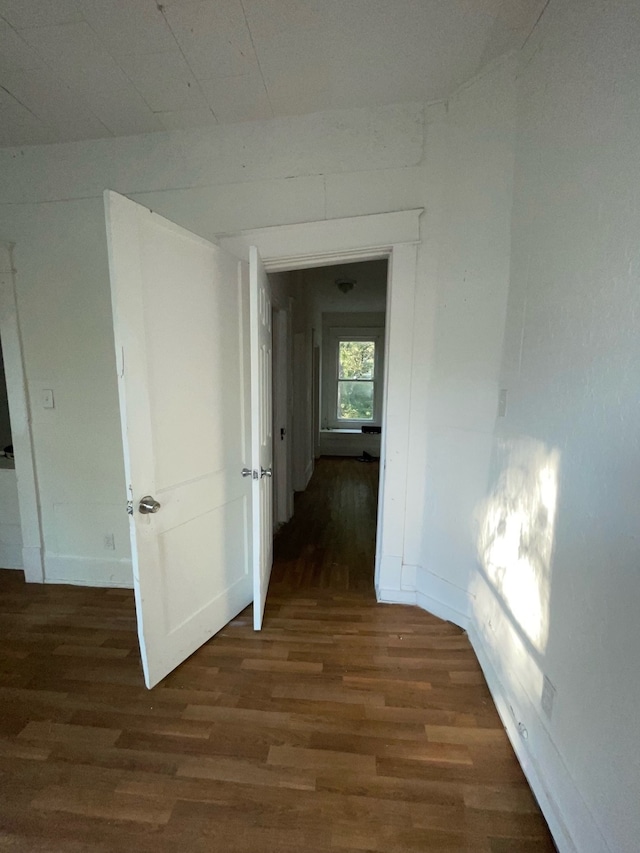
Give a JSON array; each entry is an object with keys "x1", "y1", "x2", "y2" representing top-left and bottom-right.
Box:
[
  {"x1": 219, "y1": 209, "x2": 422, "y2": 598},
  {"x1": 0, "y1": 243, "x2": 44, "y2": 582},
  {"x1": 272, "y1": 305, "x2": 292, "y2": 526}
]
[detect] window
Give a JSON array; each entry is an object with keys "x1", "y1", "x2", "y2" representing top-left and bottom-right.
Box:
[
  {"x1": 337, "y1": 340, "x2": 375, "y2": 421},
  {"x1": 323, "y1": 326, "x2": 384, "y2": 429}
]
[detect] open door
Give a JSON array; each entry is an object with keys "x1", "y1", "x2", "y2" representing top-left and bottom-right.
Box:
[
  {"x1": 105, "y1": 191, "x2": 255, "y2": 688},
  {"x1": 250, "y1": 246, "x2": 274, "y2": 629}
]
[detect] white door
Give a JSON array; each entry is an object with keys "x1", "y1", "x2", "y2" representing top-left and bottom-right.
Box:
[
  {"x1": 105, "y1": 191, "x2": 254, "y2": 689},
  {"x1": 250, "y1": 246, "x2": 274, "y2": 629}
]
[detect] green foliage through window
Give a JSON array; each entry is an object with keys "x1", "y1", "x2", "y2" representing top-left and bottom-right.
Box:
[{"x1": 338, "y1": 340, "x2": 375, "y2": 420}]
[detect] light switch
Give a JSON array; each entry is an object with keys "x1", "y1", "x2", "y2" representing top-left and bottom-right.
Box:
[{"x1": 42, "y1": 389, "x2": 55, "y2": 409}]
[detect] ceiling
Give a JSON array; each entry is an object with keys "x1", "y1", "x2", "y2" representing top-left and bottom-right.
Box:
[
  {"x1": 301, "y1": 260, "x2": 388, "y2": 315},
  {"x1": 0, "y1": 0, "x2": 546, "y2": 147}
]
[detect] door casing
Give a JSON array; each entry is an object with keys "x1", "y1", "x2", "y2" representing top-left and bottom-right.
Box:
[{"x1": 219, "y1": 210, "x2": 422, "y2": 598}]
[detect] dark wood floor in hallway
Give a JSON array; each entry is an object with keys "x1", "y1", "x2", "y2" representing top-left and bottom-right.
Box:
[{"x1": 0, "y1": 458, "x2": 555, "y2": 852}]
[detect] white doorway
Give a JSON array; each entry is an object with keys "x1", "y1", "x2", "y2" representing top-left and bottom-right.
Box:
[
  {"x1": 271, "y1": 258, "x2": 388, "y2": 534},
  {"x1": 219, "y1": 209, "x2": 421, "y2": 597}
]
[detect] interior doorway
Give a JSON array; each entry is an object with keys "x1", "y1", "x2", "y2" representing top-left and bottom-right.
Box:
[
  {"x1": 219, "y1": 208, "x2": 421, "y2": 603},
  {"x1": 270, "y1": 258, "x2": 389, "y2": 589},
  {"x1": 268, "y1": 259, "x2": 388, "y2": 590}
]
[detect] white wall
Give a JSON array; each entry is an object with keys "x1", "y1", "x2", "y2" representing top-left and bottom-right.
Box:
[
  {"x1": 0, "y1": 8, "x2": 636, "y2": 850},
  {"x1": 470, "y1": 2, "x2": 640, "y2": 852},
  {"x1": 0, "y1": 66, "x2": 517, "y2": 605},
  {"x1": 0, "y1": 103, "x2": 428, "y2": 586},
  {"x1": 398, "y1": 59, "x2": 517, "y2": 622}
]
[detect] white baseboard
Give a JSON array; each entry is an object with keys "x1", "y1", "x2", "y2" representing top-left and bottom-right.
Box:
[
  {"x1": 22, "y1": 545, "x2": 44, "y2": 583},
  {"x1": 468, "y1": 624, "x2": 611, "y2": 853},
  {"x1": 377, "y1": 563, "x2": 471, "y2": 631},
  {"x1": 415, "y1": 589, "x2": 469, "y2": 630},
  {"x1": 377, "y1": 586, "x2": 417, "y2": 605},
  {"x1": 44, "y1": 554, "x2": 133, "y2": 588},
  {"x1": 318, "y1": 432, "x2": 381, "y2": 457},
  {"x1": 303, "y1": 459, "x2": 314, "y2": 489},
  {"x1": 415, "y1": 566, "x2": 471, "y2": 629}
]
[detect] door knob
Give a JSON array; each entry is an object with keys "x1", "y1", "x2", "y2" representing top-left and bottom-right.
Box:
[
  {"x1": 139, "y1": 495, "x2": 161, "y2": 514},
  {"x1": 261, "y1": 467, "x2": 272, "y2": 478},
  {"x1": 242, "y1": 468, "x2": 258, "y2": 479}
]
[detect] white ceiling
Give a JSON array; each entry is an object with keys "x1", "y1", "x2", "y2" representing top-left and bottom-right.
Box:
[
  {"x1": 0, "y1": 0, "x2": 546, "y2": 147},
  {"x1": 301, "y1": 260, "x2": 388, "y2": 315}
]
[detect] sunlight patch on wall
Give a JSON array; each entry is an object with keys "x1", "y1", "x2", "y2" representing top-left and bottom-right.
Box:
[{"x1": 476, "y1": 438, "x2": 560, "y2": 654}]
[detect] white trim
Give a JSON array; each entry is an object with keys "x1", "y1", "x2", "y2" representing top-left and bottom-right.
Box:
[
  {"x1": 377, "y1": 587, "x2": 417, "y2": 605},
  {"x1": 376, "y1": 243, "x2": 418, "y2": 591},
  {"x1": 219, "y1": 210, "x2": 422, "y2": 596},
  {"x1": 0, "y1": 244, "x2": 44, "y2": 583},
  {"x1": 218, "y1": 210, "x2": 421, "y2": 271},
  {"x1": 468, "y1": 623, "x2": 611, "y2": 853},
  {"x1": 416, "y1": 590, "x2": 470, "y2": 631},
  {"x1": 415, "y1": 565, "x2": 472, "y2": 629},
  {"x1": 378, "y1": 562, "x2": 471, "y2": 631},
  {"x1": 44, "y1": 554, "x2": 133, "y2": 588}
]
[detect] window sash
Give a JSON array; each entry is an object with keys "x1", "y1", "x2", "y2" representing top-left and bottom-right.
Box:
[{"x1": 324, "y1": 328, "x2": 384, "y2": 428}]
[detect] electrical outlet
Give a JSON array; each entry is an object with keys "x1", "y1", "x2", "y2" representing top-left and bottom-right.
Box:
[
  {"x1": 104, "y1": 533, "x2": 115, "y2": 551},
  {"x1": 541, "y1": 675, "x2": 556, "y2": 720}
]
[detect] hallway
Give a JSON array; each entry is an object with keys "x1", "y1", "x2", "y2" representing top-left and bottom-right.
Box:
[
  {"x1": 271, "y1": 457, "x2": 379, "y2": 592},
  {"x1": 0, "y1": 459, "x2": 555, "y2": 852}
]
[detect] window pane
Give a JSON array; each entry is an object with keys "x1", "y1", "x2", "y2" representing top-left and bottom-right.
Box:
[
  {"x1": 338, "y1": 381, "x2": 374, "y2": 420},
  {"x1": 339, "y1": 341, "x2": 375, "y2": 380}
]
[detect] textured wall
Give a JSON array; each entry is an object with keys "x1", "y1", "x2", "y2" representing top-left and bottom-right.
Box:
[{"x1": 472, "y1": 2, "x2": 640, "y2": 851}]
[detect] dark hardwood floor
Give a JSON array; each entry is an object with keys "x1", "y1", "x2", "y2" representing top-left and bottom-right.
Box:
[{"x1": 0, "y1": 457, "x2": 555, "y2": 852}]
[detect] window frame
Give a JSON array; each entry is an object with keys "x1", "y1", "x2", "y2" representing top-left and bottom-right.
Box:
[{"x1": 325, "y1": 326, "x2": 384, "y2": 429}]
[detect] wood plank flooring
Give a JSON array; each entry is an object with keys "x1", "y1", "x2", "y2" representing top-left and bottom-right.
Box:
[{"x1": 0, "y1": 458, "x2": 556, "y2": 852}]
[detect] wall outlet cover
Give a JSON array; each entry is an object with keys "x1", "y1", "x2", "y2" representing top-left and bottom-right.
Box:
[{"x1": 541, "y1": 675, "x2": 556, "y2": 720}]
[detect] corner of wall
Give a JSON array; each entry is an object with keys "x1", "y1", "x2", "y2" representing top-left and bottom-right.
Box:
[{"x1": 377, "y1": 559, "x2": 471, "y2": 631}]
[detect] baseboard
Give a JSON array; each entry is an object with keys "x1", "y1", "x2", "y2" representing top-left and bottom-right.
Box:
[
  {"x1": 377, "y1": 563, "x2": 471, "y2": 631},
  {"x1": 22, "y1": 545, "x2": 44, "y2": 583},
  {"x1": 44, "y1": 554, "x2": 134, "y2": 588},
  {"x1": 415, "y1": 589, "x2": 469, "y2": 630},
  {"x1": 414, "y1": 566, "x2": 471, "y2": 630},
  {"x1": 468, "y1": 624, "x2": 611, "y2": 853},
  {"x1": 376, "y1": 586, "x2": 417, "y2": 605},
  {"x1": 303, "y1": 460, "x2": 314, "y2": 489},
  {"x1": 318, "y1": 433, "x2": 381, "y2": 457}
]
